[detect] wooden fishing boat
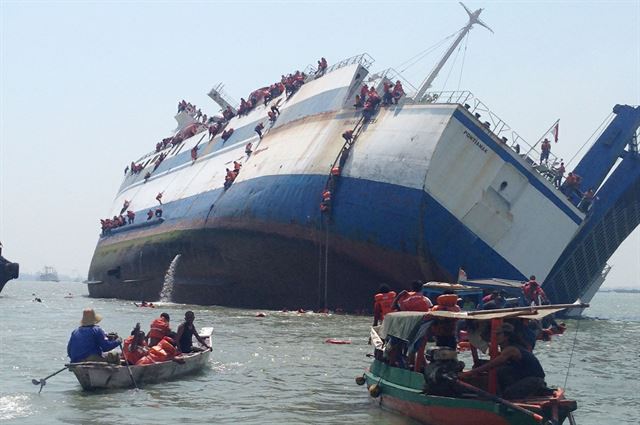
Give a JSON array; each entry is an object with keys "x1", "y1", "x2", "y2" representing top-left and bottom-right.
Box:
[
  {"x1": 357, "y1": 306, "x2": 585, "y2": 425},
  {"x1": 67, "y1": 327, "x2": 212, "y2": 391}
]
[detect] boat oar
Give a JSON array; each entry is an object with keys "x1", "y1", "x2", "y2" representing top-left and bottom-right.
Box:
[
  {"x1": 119, "y1": 342, "x2": 139, "y2": 390},
  {"x1": 444, "y1": 375, "x2": 551, "y2": 424},
  {"x1": 31, "y1": 366, "x2": 68, "y2": 393}
]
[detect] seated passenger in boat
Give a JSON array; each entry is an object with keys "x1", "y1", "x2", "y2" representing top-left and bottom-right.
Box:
[
  {"x1": 122, "y1": 325, "x2": 148, "y2": 365},
  {"x1": 459, "y1": 323, "x2": 549, "y2": 399},
  {"x1": 148, "y1": 312, "x2": 173, "y2": 346},
  {"x1": 176, "y1": 311, "x2": 211, "y2": 353},
  {"x1": 67, "y1": 308, "x2": 121, "y2": 364},
  {"x1": 392, "y1": 280, "x2": 433, "y2": 312}
]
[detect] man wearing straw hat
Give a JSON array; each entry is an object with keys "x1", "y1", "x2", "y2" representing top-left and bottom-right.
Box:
[{"x1": 67, "y1": 308, "x2": 121, "y2": 364}]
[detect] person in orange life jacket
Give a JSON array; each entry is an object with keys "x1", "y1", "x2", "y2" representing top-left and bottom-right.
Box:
[
  {"x1": 522, "y1": 276, "x2": 548, "y2": 306},
  {"x1": 392, "y1": 280, "x2": 433, "y2": 312},
  {"x1": 122, "y1": 324, "x2": 148, "y2": 365},
  {"x1": 156, "y1": 192, "x2": 163, "y2": 205},
  {"x1": 427, "y1": 293, "x2": 461, "y2": 349},
  {"x1": 392, "y1": 80, "x2": 405, "y2": 104},
  {"x1": 136, "y1": 336, "x2": 180, "y2": 365},
  {"x1": 342, "y1": 130, "x2": 353, "y2": 143},
  {"x1": 373, "y1": 284, "x2": 397, "y2": 326},
  {"x1": 176, "y1": 311, "x2": 210, "y2": 353},
  {"x1": 245, "y1": 142, "x2": 253, "y2": 155},
  {"x1": 148, "y1": 312, "x2": 173, "y2": 346},
  {"x1": 540, "y1": 138, "x2": 551, "y2": 164},
  {"x1": 268, "y1": 111, "x2": 277, "y2": 122},
  {"x1": 459, "y1": 323, "x2": 548, "y2": 399},
  {"x1": 155, "y1": 208, "x2": 162, "y2": 218},
  {"x1": 233, "y1": 161, "x2": 242, "y2": 174},
  {"x1": 146, "y1": 209, "x2": 154, "y2": 221}
]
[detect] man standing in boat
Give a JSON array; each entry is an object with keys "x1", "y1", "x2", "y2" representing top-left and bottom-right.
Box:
[
  {"x1": 176, "y1": 311, "x2": 210, "y2": 353},
  {"x1": 67, "y1": 308, "x2": 121, "y2": 364}
]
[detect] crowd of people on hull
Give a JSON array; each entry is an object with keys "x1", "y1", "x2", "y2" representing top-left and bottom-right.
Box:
[
  {"x1": 371, "y1": 273, "x2": 564, "y2": 399},
  {"x1": 354, "y1": 80, "x2": 405, "y2": 121},
  {"x1": 67, "y1": 309, "x2": 211, "y2": 367},
  {"x1": 100, "y1": 197, "x2": 167, "y2": 234}
]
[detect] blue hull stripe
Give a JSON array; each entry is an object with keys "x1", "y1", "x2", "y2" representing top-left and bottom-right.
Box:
[
  {"x1": 104, "y1": 174, "x2": 525, "y2": 282},
  {"x1": 453, "y1": 110, "x2": 582, "y2": 224}
]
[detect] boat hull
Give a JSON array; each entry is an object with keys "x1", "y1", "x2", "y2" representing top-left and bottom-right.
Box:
[
  {"x1": 363, "y1": 360, "x2": 571, "y2": 425},
  {"x1": 67, "y1": 349, "x2": 211, "y2": 390}
]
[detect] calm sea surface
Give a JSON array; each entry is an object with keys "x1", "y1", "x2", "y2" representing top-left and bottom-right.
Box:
[{"x1": 1, "y1": 281, "x2": 638, "y2": 424}]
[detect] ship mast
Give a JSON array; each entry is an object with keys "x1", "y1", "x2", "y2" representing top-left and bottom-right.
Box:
[{"x1": 414, "y1": 2, "x2": 493, "y2": 102}]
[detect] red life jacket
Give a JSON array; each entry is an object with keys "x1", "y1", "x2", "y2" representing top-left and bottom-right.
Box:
[
  {"x1": 374, "y1": 291, "x2": 397, "y2": 321},
  {"x1": 122, "y1": 336, "x2": 148, "y2": 365},
  {"x1": 399, "y1": 294, "x2": 432, "y2": 312},
  {"x1": 148, "y1": 318, "x2": 170, "y2": 342}
]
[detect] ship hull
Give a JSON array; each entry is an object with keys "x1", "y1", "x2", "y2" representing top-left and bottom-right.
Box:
[{"x1": 89, "y1": 61, "x2": 599, "y2": 309}]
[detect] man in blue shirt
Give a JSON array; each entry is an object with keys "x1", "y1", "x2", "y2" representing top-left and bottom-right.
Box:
[{"x1": 67, "y1": 308, "x2": 121, "y2": 363}]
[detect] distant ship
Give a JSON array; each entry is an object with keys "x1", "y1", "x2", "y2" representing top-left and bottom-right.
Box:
[
  {"x1": 87, "y1": 4, "x2": 640, "y2": 311},
  {"x1": 38, "y1": 266, "x2": 60, "y2": 282}
]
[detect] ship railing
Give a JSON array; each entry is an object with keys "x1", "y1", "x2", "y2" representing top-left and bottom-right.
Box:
[
  {"x1": 418, "y1": 90, "x2": 565, "y2": 185},
  {"x1": 366, "y1": 68, "x2": 419, "y2": 95},
  {"x1": 308, "y1": 53, "x2": 375, "y2": 80}
]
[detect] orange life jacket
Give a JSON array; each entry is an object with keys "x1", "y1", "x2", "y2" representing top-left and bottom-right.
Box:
[
  {"x1": 374, "y1": 291, "x2": 397, "y2": 320},
  {"x1": 399, "y1": 294, "x2": 432, "y2": 312},
  {"x1": 122, "y1": 336, "x2": 148, "y2": 365},
  {"x1": 429, "y1": 297, "x2": 461, "y2": 337},
  {"x1": 148, "y1": 318, "x2": 170, "y2": 341},
  {"x1": 136, "y1": 337, "x2": 178, "y2": 365}
]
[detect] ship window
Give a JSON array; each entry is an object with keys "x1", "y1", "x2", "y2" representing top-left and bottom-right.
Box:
[{"x1": 499, "y1": 181, "x2": 508, "y2": 191}]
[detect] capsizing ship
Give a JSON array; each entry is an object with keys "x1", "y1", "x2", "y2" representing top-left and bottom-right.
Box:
[{"x1": 87, "y1": 5, "x2": 640, "y2": 311}]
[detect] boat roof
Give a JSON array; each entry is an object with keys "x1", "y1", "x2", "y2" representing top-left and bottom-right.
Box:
[
  {"x1": 423, "y1": 282, "x2": 483, "y2": 292},
  {"x1": 378, "y1": 304, "x2": 586, "y2": 341},
  {"x1": 459, "y1": 278, "x2": 524, "y2": 289}
]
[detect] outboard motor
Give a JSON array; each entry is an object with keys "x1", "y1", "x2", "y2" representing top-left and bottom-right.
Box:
[
  {"x1": 423, "y1": 347, "x2": 465, "y2": 396},
  {"x1": 0, "y1": 255, "x2": 20, "y2": 294}
]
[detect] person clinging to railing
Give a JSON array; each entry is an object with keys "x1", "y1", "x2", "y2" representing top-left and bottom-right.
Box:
[{"x1": 540, "y1": 138, "x2": 551, "y2": 164}]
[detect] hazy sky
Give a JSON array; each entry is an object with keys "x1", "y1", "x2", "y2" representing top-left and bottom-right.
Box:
[{"x1": 1, "y1": 0, "x2": 638, "y2": 287}]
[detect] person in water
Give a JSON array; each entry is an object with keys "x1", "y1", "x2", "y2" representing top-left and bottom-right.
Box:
[
  {"x1": 175, "y1": 311, "x2": 210, "y2": 353},
  {"x1": 459, "y1": 323, "x2": 549, "y2": 399},
  {"x1": 67, "y1": 308, "x2": 121, "y2": 363}
]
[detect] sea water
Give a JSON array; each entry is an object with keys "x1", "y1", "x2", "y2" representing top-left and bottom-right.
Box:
[{"x1": 0, "y1": 281, "x2": 638, "y2": 425}]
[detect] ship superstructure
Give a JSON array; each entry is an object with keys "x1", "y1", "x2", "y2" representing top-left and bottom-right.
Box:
[{"x1": 87, "y1": 5, "x2": 640, "y2": 310}]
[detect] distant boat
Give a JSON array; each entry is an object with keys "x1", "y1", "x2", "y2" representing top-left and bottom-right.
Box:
[{"x1": 38, "y1": 266, "x2": 59, "y2": 282}]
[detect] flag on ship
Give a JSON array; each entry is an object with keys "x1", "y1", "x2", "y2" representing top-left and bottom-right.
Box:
[{"x1": 551, "y1": 121, "x2": 559, "y2": 143}]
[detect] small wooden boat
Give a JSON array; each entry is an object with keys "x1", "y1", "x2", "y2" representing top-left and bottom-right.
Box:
[
  {"x1": 67, "y1": 327, "x2": 212, "y2": 391},
  {"x1": 357, "y1": 305, "x2": 586, "y2": 425}
]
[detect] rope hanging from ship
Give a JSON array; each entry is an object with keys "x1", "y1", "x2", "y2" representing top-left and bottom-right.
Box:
[{"x1": 316, "y1": 115, "x2": 368, "y2": 310}]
